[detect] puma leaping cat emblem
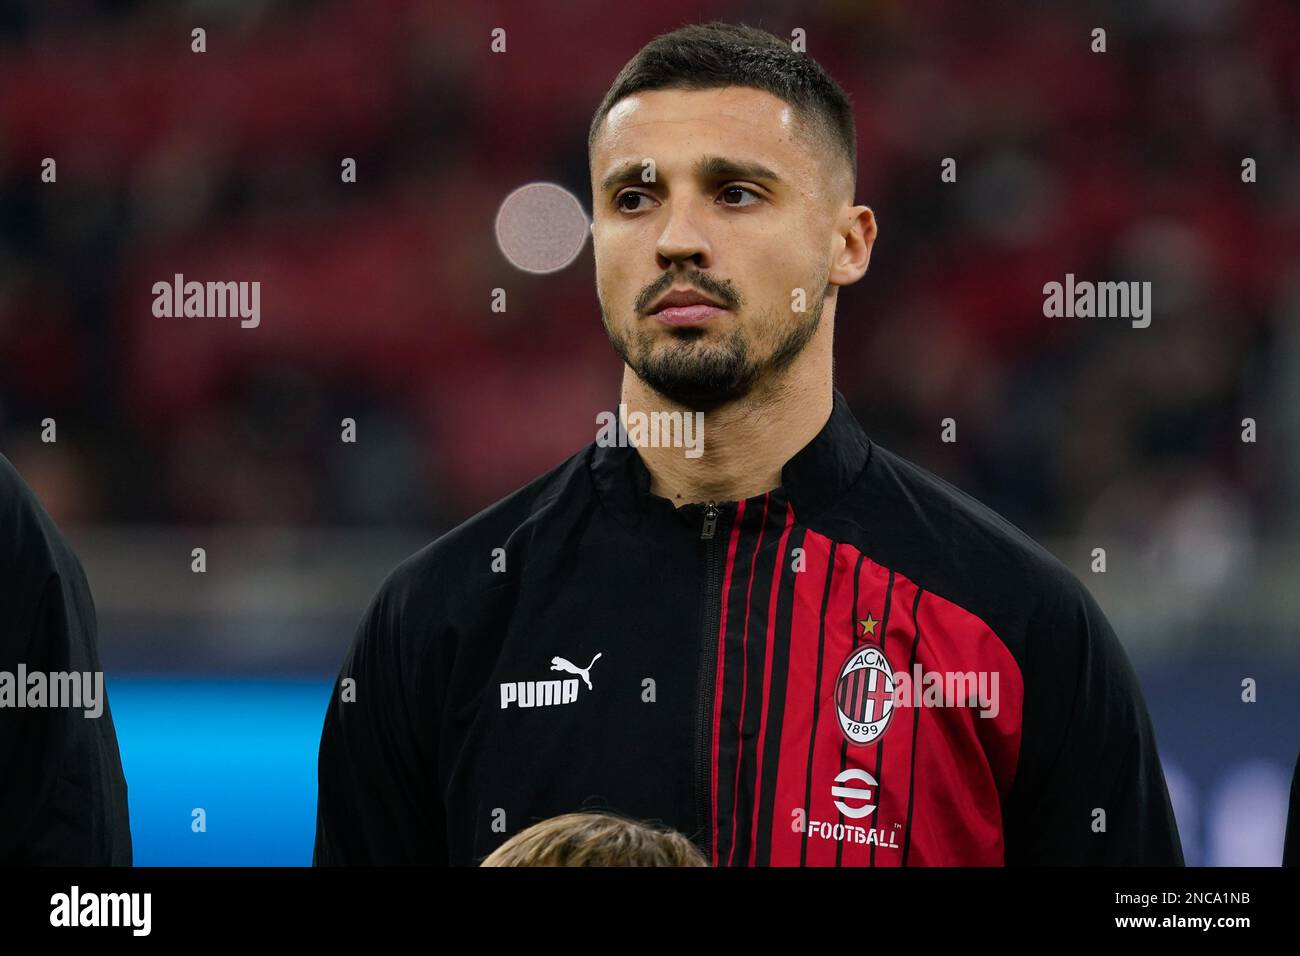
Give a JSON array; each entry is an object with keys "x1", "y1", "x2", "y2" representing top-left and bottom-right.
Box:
[{"x1": 550, "y1": 653, "x2": 602, "y2": 690}]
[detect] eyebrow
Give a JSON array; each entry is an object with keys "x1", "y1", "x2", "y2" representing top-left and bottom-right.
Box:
[{"x1": 598, "y1": 155, "x2": 784, "y2": 194}]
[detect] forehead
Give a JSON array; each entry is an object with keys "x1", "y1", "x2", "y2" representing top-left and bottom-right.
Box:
[{"x1": 591, "y1": 86, "x2": 811, "y2": 176}]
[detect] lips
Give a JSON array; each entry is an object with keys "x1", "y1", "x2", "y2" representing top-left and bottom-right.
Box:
[
  {"x1": 654, "y1": 304, "x2": 726, "y2": 326},
  {"x1": 648, "y1": 288, "x2": 728, "y2": 327}
]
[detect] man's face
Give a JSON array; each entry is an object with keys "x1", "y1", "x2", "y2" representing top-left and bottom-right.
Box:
[{"x1": 590, "y1": 86, "x2": 849, "y2": 410}]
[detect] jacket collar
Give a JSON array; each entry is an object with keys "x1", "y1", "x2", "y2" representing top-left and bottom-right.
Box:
[{"x1": 590, "y1": 388, "x2": 872, "y2": 528}]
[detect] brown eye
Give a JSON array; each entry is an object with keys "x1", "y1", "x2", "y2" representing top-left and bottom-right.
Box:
[
  {"x1": 617, "y1": 192, "x2": 651, "y2": 212},
  {"x1": 719, "y1": 186, "x2": 760, "y2": 206}
]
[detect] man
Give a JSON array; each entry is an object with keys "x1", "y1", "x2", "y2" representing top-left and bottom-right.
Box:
[
  {"x1": 314, "y1": 22, "x2": 1183, "y2": 866},
  {"x1": 0, "y1": 452, "x2": 132, "y2": 864}
]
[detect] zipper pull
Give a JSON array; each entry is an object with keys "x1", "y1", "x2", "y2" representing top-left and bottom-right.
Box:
[{"x1": 700, "y1": 501, "x2": 718, "y2": 540}]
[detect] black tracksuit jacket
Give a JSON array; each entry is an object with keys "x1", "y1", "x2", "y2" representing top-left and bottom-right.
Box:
[
  {"x1": 0, "y1": 452, "x2": 132, "y2": 865},
  {"x1": 313, "y1": 390, "x2": 1184, "y2": 866}
]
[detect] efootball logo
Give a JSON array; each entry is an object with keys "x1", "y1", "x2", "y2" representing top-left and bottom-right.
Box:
[{"x1": 834, "y1": 644, "x2": 895, "y2": 745}]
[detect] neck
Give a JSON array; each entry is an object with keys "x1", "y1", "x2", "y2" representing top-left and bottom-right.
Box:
[{"x1": 622, "y1": 321, "x2": 834, "y2": 507}]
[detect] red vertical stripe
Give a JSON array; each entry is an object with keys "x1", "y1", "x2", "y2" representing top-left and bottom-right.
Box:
[
  {"x1": 708, "y1": 498, "x2": 746, "y2": 866},
  {"x1": 724, "y1": 493, "x2": 770, "y2": 865},
  {"x1": 800, "y1": 541, "x2": 862, "y2": 866},
  {"x1": 765, "y1": 531, "x2": 833, "y2": 864},
  {"x1": 841, "y1": 572, "x2": 919, "y2": 867},
  {"x1": 745, "y1": 504, "x2": 795, "y2": 865}
]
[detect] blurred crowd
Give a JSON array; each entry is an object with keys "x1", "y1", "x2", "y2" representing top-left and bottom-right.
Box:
[{"x1": 1, "y1": 0, "x2": 1296, "y2": 555}]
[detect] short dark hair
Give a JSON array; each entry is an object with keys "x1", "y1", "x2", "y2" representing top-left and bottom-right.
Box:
[{"x1": 589, "y1": 22, "x2": 857, "y2": 193}]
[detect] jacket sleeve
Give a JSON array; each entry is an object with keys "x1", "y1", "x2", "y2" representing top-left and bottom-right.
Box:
[
  {"x1": 1002, "y1": 575, "x2": 1184, "y2": 865},
  {"x1": 0, "y1": 456, "x2": 132, "y2": 865},
  {"x1": 313, "y1": 574, "x2": 448, "y2": 865}
]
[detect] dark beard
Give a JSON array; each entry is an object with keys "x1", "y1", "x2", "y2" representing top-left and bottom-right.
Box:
[{"x1": 601, "y1": 296, "x2": 824, "y2": 411}]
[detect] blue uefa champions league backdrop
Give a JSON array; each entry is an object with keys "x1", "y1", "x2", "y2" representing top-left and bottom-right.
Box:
[{"x1": 110, "y1": 678, "x2": 332, "y2": 866}]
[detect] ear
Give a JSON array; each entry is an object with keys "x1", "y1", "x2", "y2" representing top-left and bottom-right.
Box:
[{"x1": 828, "y1": 205, "x2": 877, "y2": 287}]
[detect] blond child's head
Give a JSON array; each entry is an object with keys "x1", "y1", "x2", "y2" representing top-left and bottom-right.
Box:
[{"x1": 479, "y1": 811, "x2": 708, "y2": 867}]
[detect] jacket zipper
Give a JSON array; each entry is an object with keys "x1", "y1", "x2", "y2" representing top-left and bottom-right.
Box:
[{"x1": 694, "y1": 500, "x2": 721, "y2": 863}]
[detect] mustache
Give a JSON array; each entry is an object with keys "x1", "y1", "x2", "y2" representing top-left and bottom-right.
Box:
[{"x1": 635, "y1": 271, "x2": 742, "y2": 315}]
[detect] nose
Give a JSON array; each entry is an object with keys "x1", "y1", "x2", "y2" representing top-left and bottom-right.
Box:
[{"x1": 655, "y1": 199, "x2": 713, "y2": 271}]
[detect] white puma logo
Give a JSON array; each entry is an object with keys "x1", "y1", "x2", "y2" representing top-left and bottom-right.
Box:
[
  {"x1": 550, "y1": 653, "x2": 602, "y2": 690},
  {"x1": 498, "y1": 653, "x2": 605, "y2": 709}
]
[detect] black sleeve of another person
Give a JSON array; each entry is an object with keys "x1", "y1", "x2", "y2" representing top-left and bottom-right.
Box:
[{"x1": 0, "y1": 453, "x2": 132, "y2": 865}]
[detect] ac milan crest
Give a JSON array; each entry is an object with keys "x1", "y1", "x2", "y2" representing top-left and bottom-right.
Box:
[{"x1": 834, "y1": 643, "x2": 895, "y2": 746}]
